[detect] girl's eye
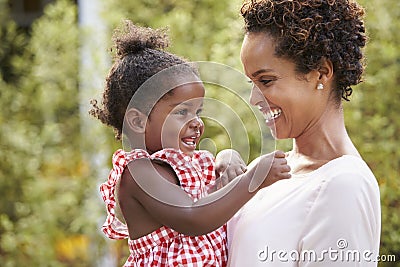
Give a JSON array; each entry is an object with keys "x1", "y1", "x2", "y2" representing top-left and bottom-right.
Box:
[
  {"x1": 175, "y1": 109, "x2": 188, "y2": 115},
  {"x1": 196, "y1": 109, "x2": 203, "y2": 116}
]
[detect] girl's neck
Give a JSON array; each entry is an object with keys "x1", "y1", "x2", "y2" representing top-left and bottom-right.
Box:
[{"x1": 125, "y1": 135, "x2": 147, "y2": 152}]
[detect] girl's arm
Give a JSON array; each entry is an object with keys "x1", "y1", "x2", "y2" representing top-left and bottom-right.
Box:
[{"x1": 121, "y1": 151, "x2": 290, "y2": 236}]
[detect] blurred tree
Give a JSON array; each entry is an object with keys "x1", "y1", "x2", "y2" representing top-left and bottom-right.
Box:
[
  {"x1": 1, "y1": 0, "x2": 105, "y2": 266},
  {"x1": 0, "y1": 0, "x2": 36, "y2": 264},
  {"x1": 103, "y1": 0, "x2": 244, "y2": 65},
  {"x1": 347, "y1": 1, "x2": 400, "y2": 265},
  {"x1": 0, "y1": 0, "x2": 28, "y2": 220}
]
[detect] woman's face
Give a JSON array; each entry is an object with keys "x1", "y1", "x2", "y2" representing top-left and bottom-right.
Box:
[{"x1": 240, "y1": 33, "x2": 328, "y2": 139}]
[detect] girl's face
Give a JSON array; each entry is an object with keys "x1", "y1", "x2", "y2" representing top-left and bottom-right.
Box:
[
  {"x1": 145, "y1": 82, "x2": 205, "y2": 155},
  {"x1": 240, "y1": 33, "x2": 328, "y2": 139}
]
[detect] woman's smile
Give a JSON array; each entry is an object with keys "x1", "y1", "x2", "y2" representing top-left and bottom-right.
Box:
[{"x1": 262, "y1": 107, "x2": 282, "y2": 126}]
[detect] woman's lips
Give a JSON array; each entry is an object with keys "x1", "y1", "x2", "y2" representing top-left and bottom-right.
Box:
[{"x1": 258, "y1": 106, "x2": 282, "y2": 126}]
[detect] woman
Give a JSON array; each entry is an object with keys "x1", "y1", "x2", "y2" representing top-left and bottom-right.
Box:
[{"x1": 227, "y1": 0, "x2": 381, "y2": 266}]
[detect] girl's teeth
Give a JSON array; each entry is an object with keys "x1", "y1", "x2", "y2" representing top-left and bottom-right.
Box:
[{"x1": 182, "y1": 138, "x2": 196, "y2": 146}]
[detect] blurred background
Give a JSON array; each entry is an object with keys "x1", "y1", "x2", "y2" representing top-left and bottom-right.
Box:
[{"x1": 0, "y1": 0, "x2": 399, "y2": 266}]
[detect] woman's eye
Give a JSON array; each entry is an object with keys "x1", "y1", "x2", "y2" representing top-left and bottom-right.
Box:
[
  {"x1": 260, "y1": 79, "x2": 272, "y2": 86},
  {"x1": 248, "y1": 78, "x2": 273, "y2": 86},
  {"x1": 196, "y1": 109, "x2": 203, "y2": 116}
]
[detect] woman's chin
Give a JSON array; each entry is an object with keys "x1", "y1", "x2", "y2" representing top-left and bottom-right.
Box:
[{"x1": 269, "y1": 128, "x2": 288, "y2": 140}]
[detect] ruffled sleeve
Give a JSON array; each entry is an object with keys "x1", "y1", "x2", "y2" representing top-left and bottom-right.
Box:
[{"x1": 99, "y1": 149, "x2": 150, "y2": 239}]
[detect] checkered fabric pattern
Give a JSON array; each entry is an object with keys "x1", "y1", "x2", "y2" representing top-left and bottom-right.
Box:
[{"x1": 99, "y1": 148, "x2": 228, "y2": 267}]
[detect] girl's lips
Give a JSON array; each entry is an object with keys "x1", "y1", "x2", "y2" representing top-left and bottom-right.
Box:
[
  {"x1": 181, "y1": 131, "x2": 201, "y2": 148},
  {"x1": 181, "y1": 137, "x2": 197, "y2": 146}
]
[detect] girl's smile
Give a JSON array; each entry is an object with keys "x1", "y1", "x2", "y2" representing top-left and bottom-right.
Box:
[{"x1": 145, "y1": 82, "x2": 205, "y2": 155}]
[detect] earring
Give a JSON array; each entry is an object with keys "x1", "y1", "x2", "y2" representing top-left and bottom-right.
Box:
[{"x1": 317, "y1": 83, "x2": 324, "y2": 90}]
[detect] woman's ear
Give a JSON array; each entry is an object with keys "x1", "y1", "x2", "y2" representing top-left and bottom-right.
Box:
[
  {"x1": 125, "y1": 108, "x2": 146, "y2": 134},
  {"x1": 317, "y1": 58, "x2": 334, "y2": 83}
]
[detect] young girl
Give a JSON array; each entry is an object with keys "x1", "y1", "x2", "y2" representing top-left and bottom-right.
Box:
[{"x1": 90, "y1": 21, "x2": 290, "y2": 267}]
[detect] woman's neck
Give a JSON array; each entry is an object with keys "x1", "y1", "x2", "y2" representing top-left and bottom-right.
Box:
[{"x1": 287, "y1": 104, "x2": 359, "y2": 174}]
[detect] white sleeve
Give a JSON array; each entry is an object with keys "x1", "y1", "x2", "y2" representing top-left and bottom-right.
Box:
[{"x1": 298, "y1": 171, "x2": 381, "y2": 266}]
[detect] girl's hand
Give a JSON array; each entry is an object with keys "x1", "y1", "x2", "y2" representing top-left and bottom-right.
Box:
[
  {"x1": 246, "y1": 150, "x2": 291, "y2": 192},
  {"x1": 215, "y1": 149, "x2": 247, "y2": 187}
]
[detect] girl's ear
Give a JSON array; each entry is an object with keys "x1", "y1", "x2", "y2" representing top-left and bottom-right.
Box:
[{"x1": 125, "y1": 108, "x2": 146, "y2": 134}]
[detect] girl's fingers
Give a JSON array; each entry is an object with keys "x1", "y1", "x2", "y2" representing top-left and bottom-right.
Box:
[
  {"x1": 240, "y1": 164, "x2": 247, "y2": 172},
  {"x1": 280, "y1": 173, "x2": 291, "y2": 179},
  {"x1": 274, "y1": 150, "x2": 286, "y2": 158},
  {"x1": 281, "y1": 165, "x2": 291, "y2": 173}
]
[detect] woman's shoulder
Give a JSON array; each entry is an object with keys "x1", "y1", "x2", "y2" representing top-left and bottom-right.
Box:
[
  {"x1": 305, "y1": 155, "x2": 381, "y2": 232},
  {"x1": 320, "y1": 155, "x2": 376, "y2": 180},
  {"x1": 316, "y1": 155, "x2": 379, "y2": 198}
]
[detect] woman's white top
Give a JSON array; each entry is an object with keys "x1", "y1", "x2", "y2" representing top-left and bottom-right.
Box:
[{"x1": 227, "y1": 155, "x2": 381, "y2": 266}]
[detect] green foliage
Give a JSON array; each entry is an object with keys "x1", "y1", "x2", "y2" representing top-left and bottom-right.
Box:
[
  {"x1": 103, "y1": 0, "x2": 244, "y2": 66},
  {"x1": 346, "y1": 0, "x2": 400, "y2": 265},
  {"x1": 0, "y1": 0, "x2": 36, "y2": 264},
  {"x1": 1, "y1": 0, "x2": 105, "y2": 266},
  {"x1": 0, "y1": 0, "x2": 28, "y2": 84}
]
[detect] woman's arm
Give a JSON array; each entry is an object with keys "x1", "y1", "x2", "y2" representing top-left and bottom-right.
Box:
[{"x1": 122, "y1": 151, "x2": 289, "y2": 235}]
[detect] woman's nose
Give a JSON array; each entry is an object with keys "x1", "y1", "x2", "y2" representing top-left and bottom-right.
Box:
[{"x1": 249, "y1": 85, "x2": 265, "y2": 106}]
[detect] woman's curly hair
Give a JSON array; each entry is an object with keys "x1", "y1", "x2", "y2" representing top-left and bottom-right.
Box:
[
  {"x1": 240, "y1": 0, "x2": 367, "y2": 102},
  {"x1": 89, "y1": 20, "x2": 192, "y2": 140}
]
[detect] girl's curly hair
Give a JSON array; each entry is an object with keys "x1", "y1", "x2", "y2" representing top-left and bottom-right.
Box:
[
  {"x1": 240, "y1": 0, "x2": 367, "y2": 102},
  {"x1": 89, "y1": 20, "x2": 193, "y2": 140}
]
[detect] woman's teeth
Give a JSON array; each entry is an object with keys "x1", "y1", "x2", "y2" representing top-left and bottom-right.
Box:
[{"x1": 265, "y1": 108, "x2": 282, "y2": 122}]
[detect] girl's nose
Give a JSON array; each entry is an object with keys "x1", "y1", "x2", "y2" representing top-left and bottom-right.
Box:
[
  {"x1": 249, "y1": 84, "x2": 265, "y2": 106},
  {"x1": 189, "y1": 116, "x2": 204, "y2": 131}
]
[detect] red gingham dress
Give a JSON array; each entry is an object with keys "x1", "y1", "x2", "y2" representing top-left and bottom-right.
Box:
[{"x1": 100, "y1": 148, "x2": 228, "y2": 267}]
